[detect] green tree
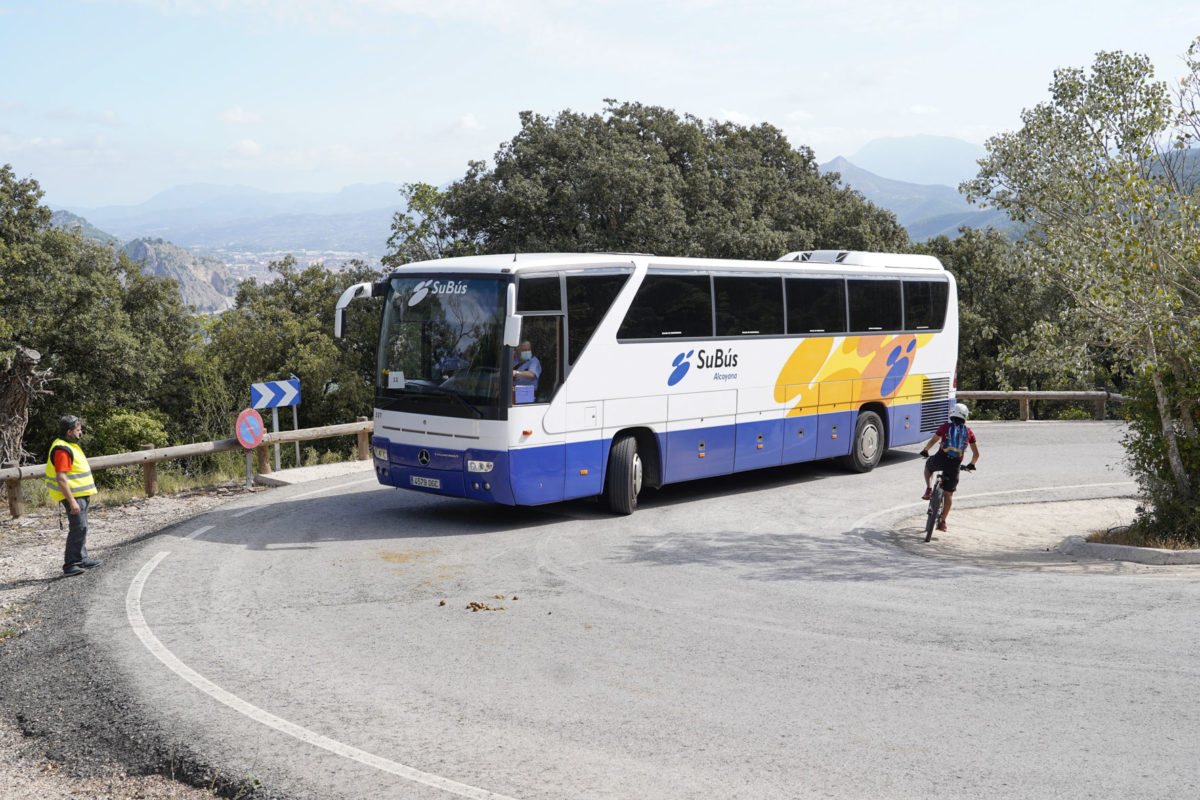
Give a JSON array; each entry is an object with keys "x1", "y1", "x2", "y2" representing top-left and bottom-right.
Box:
[
  {"x1": 386, "y1": 101, "x2": 909, "y2": 264},
  {"x1": 1, "y1": 167, "x2": 200, "y2": 458},
  {"x1": 918, "y1": 227, "x2": 1102, "y2": 398},
  {"x1": 206, "y1": 256, "x2": 384, "y2": 447},
  {"x1": 382, "y1": 183, "x2": 480, "y2": 269},
  {"x1": 964, "y1": 43, "x2": 1200, "y2": 532},
  {"x1": 0, "y1": 164, "x2": 53, "y2": 362}
]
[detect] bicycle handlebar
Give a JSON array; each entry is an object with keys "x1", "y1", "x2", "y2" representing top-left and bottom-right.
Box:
[{"x1": 920, "y1": 450, "x2": 977, "y2": 471}]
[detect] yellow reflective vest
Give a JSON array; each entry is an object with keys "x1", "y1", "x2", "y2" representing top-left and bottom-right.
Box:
[{"x1": 44, "y1": 438, "x2": 97, "y2": 502}]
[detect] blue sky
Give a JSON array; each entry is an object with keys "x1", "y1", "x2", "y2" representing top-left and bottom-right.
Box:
[{"x1": 2, "y1": 0, "x2": 1197, "y2": 207}]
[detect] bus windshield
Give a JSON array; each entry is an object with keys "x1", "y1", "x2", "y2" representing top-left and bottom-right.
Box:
[{"x1": 377, "y1": 276, "x2": 508, "y2": 418}]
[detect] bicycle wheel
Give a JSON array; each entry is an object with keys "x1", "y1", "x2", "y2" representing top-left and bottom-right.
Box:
[{"x1": 924, "y1": 484, "x2": 943, "y2": 542}]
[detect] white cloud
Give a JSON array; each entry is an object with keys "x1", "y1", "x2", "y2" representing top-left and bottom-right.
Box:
[
  {"x1": 906, "y1": 105, "x2": 939, "y2": 116},
  {"x1": 45, "y1": 108, "x2": 123, "y2": 126},
  {"x1": 230, "y1": 138, "x2": 262, "y2": 157},
  {"x1": 458, "y1": 113, "x2": 482, "y2": 131},
  {"x1": 220, "y1": 105, "x2": 261, "y2": 124},
  {"x1": 717, "y1": 109, "x2": 763, "y2": 127}
]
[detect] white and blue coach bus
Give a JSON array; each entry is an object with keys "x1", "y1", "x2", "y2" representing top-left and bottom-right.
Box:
[{"x1": 335, "y1": 250, "x2": 957, "y2": 514}]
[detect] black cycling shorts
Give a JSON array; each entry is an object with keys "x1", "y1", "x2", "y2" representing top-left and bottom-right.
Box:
[{"x1": 925, "y1": 451, "x2": 963, "y2": 492}]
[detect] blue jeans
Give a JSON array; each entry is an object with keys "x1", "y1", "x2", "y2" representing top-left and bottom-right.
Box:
[{"x1": 62, "y1": 495, "x2": 90, "y2": 570}]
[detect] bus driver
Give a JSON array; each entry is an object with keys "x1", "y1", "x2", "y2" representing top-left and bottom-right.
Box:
[{"x1": 512, "y1": 341, "x2": 541, "y2": 403}]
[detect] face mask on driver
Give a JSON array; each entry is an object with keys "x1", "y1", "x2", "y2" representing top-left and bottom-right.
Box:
[{"x1": 519, "y1": 350, "x2": 532, "y2": 361}]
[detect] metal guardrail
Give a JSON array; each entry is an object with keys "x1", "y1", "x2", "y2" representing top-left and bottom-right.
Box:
[
  {"x1": 955, "y1": 389, "x2": 1129, "y2": 422},
  {"x1": 2, "y1": 418, "x2": 373, "y2": 518}
]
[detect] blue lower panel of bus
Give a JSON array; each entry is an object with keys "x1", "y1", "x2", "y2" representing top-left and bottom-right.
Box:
[
  {"x1": 373, "y1": 400, "x2": 933, "y2": 506},
  {"x1": 373, "y1": 437, "x2": 605, "y2": 506}
]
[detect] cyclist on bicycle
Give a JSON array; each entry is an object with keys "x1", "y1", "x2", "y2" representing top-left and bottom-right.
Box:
[{"x1": 920, "y1": 402, "x2": 979, "y2": 531}]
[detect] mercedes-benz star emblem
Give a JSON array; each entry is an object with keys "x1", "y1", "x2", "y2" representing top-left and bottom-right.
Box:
[{"x1": 418, "y1": 449, "x2": 431, "y2": 466}]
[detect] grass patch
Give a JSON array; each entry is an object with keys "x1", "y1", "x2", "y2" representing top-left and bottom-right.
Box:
[{"x1": 1086, "y1": 524, "x2": 1200, "y2": 551}]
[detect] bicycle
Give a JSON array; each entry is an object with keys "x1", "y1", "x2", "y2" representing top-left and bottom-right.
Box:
[{"x1": 920, "y1": 454, "x2": 975, "y2": 542}]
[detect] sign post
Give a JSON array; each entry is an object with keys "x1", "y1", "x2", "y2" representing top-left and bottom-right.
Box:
[
  {"x1": 251, "y1": 377, "x2": 301, "y2": 470},
  {"x1": 235, "y1": 408, "x2": 266, "y2": 489}
]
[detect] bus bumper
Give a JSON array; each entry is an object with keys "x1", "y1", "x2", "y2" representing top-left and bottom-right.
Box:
[{"x1": 372, "y1": 436, "x2": 517, "y2": 505}]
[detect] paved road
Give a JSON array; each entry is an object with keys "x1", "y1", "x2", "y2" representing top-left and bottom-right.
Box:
[{"x1": 67, "y1": 423, "x2": 1200, "y2": 797}]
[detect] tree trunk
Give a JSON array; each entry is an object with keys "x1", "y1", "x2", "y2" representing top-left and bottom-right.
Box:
[
  {"x1": 0, "y1": 347, "x2": 53, "y2": 469},
  {"x1": 1150, "y1": 365, "x2": 1192, "y2": 499}
]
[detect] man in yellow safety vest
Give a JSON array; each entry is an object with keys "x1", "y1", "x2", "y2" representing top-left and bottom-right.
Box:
[{"x1": 44, "y1": 415, "x2": 100, "y2": 576}]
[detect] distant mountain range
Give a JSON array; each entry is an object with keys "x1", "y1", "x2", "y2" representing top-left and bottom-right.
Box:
[
  {"x1": 846, "y1": 135, "x2": 986, "y2": 188},
  {"x1": 819, "y1": 156, "x2": 1012, "y2": 240},
  {"x1": 47, "y1": 136, "x2": 1028, "y2": 312},
  {"x1": 62, "y1": 182, "x2": 404, "y2": 256}
]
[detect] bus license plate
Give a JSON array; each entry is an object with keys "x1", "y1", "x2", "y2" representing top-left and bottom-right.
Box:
[{"x1": 411, "y1": 475, "x2": 441, "y2": 489}]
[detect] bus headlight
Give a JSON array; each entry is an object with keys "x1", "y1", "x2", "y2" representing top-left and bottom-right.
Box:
[
  {"x1": 373, "y1": 445, "x2": 388, "y2": 461},
  {"x1": 467, "y1": 460, "x2": 494, "y2": 473}
]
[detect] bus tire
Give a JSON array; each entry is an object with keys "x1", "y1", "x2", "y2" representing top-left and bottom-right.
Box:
[
  {"x1": 845, "y1": 410, "x2": 884, "y2": 473},
  {"x1": 605, "y1": 434, "x2": 642, "y2": 515}
]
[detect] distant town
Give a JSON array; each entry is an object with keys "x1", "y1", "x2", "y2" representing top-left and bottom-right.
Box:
[{"x1": 207, "y1": 248, "x2": 384, "y2": 282}]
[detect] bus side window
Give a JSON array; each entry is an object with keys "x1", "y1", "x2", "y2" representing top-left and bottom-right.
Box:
[
  {"x1": 567, "y1": 273, "x2": 629, "y2": 364},
  {"x1": 903, "y1": 280, "x2": 948, "y2": 330},
  {"x1": 715, "y1": 276, "x2": 784, "y2": 337},
  {"x1": 617, "y1": 274, "x2": 712, "y2": 339},
  {"x1": 518, "y1": 276, "x2": 562, "y2": 312},
  {"x1": 518, "y1": 315, "x2": 563, "y2": 405},
  {"x1": 847, "y1": 279, "x2": 902, "y2": 333},
  {"x1": 785, "y1": 277, "x2": 847, "y2": 334}
]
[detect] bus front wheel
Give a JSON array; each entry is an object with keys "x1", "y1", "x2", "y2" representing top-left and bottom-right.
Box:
[
  {"x1": 605, "y1": 435, "x2": 642, "y2": 515},
  {"x1": 845, "y1": 410, "x2": 884, "y2": 473}
]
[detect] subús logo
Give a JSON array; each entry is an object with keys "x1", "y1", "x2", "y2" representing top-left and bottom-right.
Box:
[
  {"x1": 668, "y1": 350, "x2": 694, "y2": 386},
  {"x1": 667, "y1": 348, "x2": 738, "y2": 386},
  {"x1": 408, "y1": 280, "x2": 469, "y2": 307}
]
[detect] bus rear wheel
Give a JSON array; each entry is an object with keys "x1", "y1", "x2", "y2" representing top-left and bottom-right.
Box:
[
  {"x1": 845, "y1": 410, "x2": 884, "y2": 473},
  {"x1": 605, "y1": 434, "x2": 642, "y2": 515}
]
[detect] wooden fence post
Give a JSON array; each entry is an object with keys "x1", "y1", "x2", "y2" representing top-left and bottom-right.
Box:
[
  {"x1": 356, "y1": 417, "x2": 370, "y2": 461},
  {"x1": 141, "y1": 445, "x2": 158, "y2": 498},
  {"x1": 3, "y1": 462, "x2": 22, "y2": 519},
  {"x1": 256, "y1": 444, "x2": 271, "y2": 474},
  {"x1": 1019, "y1": 387, "x2": 1030, "y2": 421},
  {"x1": 1095, "y1": 397, "x2": 1107, "y2": 420}
]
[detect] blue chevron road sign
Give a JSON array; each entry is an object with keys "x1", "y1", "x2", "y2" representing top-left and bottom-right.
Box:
[{"x1": 251, "y1": 378, "x2": 301, "y2": 409}]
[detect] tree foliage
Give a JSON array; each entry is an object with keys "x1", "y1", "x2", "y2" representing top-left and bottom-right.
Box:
[
  {"x1": 964, "y1": 42, "x2": 1200, "y2": 533},
  {"x1": 1, "y1": 165, "x2": 201, "y2": 457},
  {"x1": 206, "y1": 256, "x2": 384, "y2": 437},
  {"x1": 918, "y1": 228, "x2": 1095, "y2": 396},
  {"x1": 386, "y1": 101, "x2": 909, "y2": 265}
]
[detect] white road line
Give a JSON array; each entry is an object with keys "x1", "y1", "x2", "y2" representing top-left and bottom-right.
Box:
[
  {"x1": 852, "y1": 480, "x2": 1138, "y2": 530},
  {"x1": 285, "y1": 477, "x2": 377, "y2": 502},
  {"x1": 126, "y1": 553, "x2": 520, "y2": 800},
  {"x1": 183, "y1": 525, "x2": 214, "y2": 541}
]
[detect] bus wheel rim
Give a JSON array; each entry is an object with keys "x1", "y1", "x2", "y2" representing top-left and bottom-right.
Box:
[{"x1": 861, "y1": 424, "x2": 880, "y2": 461}]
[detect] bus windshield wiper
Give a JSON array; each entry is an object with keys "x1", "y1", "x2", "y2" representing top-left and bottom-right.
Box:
[{"x1": 406, "y1": 382, "x2": 484, "y2": 418}]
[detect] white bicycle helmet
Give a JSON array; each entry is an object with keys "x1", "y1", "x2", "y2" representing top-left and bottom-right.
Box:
[{"x1": 950, "y1": 402, "x2": 969, "y2": 422}]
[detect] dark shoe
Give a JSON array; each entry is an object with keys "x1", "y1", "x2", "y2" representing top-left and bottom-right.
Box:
[
  {"x1": 922, "y1": 488, "x2": 932, "y2": 500},
  {"x1": 936, "y1": 519, "x2": 947, "y2": 532},
  {"x1": 80, "y1": 558, "x2": 101, "y2": 569},
  {"x1": 62, "y1": 564, "x2": 85, "y2": 576}
]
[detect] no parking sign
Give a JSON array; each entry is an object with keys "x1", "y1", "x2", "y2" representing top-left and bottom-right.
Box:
[
  {"x1": 235, "y1": 408, "x2": 265, "y2": 489},
  {"x1": 236, "y1": 408, "x2": 265, "y2": 449}
]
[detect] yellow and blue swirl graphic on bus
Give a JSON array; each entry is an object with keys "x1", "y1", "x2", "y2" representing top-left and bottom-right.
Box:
[{"x1": 773, "y1": 334, "x2": 933, "y2": 415}]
